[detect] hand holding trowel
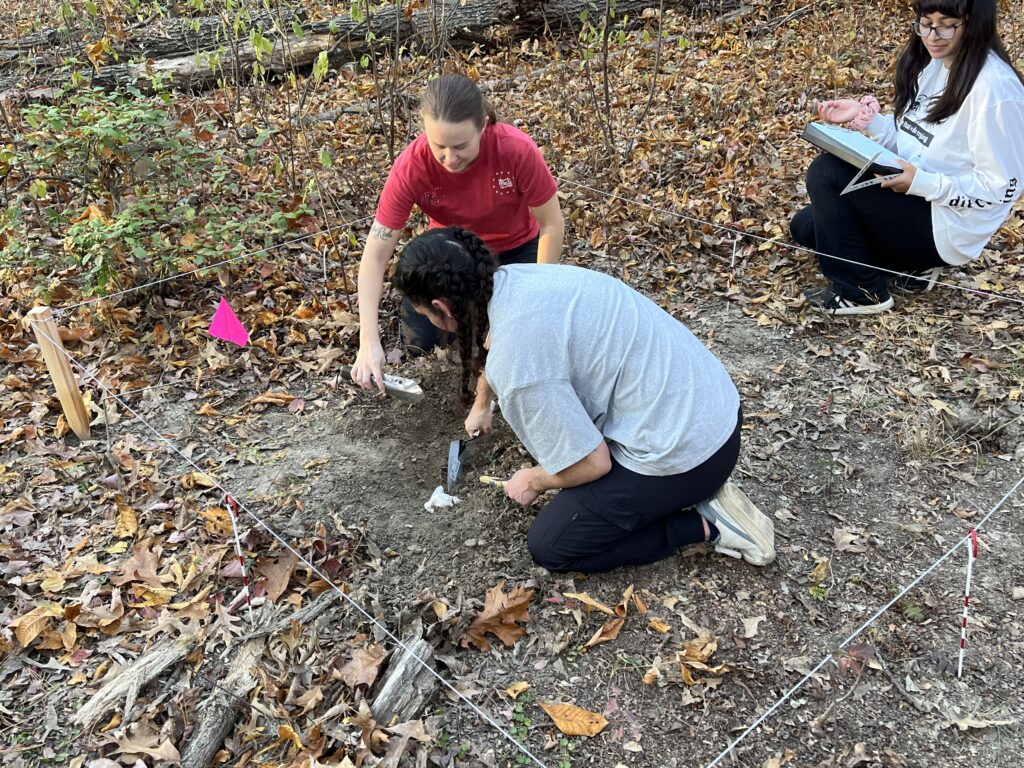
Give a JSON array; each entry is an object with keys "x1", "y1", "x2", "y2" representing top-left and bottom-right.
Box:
[
  {"x1": 446, "y1": 401, "x2": 495, "y2": 492},
  {"x1": 340, "y1": 365, "x2": 424, "y2": 403}
]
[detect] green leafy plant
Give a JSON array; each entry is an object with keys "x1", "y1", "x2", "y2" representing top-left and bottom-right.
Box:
[{"x1": 1, "y1": 84, "x2": 305, "y2": 296}]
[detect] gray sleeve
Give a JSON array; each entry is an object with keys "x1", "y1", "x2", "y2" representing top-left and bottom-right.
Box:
[{"x1": 499, "y1": 380, "x2": 604, "y2": 475}]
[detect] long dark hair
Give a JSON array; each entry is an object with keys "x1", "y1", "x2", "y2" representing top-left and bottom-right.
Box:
[
  {"x1": 894, "y1": 0, "x2": 1024, "y2": 123},
  {"x1": 393, "y1": 227, "x2": 497, "y2": 404},
  {"x1": 421, "y1": 74, "x2": 498, "y2": 129}
]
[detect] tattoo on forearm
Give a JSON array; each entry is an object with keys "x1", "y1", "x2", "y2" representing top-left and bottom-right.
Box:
[{"x1": 370, "y1": 222, "x2": 395, "y2": 241}]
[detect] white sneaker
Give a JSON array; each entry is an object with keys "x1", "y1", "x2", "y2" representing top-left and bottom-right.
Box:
[{"x1": 696, "y1": 481, "x2": 775, "y2": 566}]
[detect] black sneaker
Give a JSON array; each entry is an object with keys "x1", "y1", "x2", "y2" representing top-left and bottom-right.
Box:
[
  {"x1": 891, "y1": 267, "x2": 942, "y2": 294},
  {"x1": 804, "y1": 286, "x2": 894, "y2": 315}
]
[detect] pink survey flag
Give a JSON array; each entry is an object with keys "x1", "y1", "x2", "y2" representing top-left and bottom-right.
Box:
[{"x1": 208, "y1": 297, "x2": 250, "y2": 347}]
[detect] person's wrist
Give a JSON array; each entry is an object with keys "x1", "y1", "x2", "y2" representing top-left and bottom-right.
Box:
[
  {"x1": 526, "y1": 467, "x2": 548, "y2": 493},
  {"x1": 847, "y1": 95, "x2": 880, "y2": 130}
]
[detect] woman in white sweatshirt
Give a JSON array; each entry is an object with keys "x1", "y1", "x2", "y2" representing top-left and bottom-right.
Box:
[{"x1": 790, "y1": 0, "x2": 1024, "y2": 315}]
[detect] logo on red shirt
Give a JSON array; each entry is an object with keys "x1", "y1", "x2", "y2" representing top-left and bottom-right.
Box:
[{"x1": 492, "y1": 171, "x2": 516, "y2": 198}]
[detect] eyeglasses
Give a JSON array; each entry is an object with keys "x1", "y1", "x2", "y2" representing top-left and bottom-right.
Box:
[{"x1": 912, "y1": 20, "x2": 963, "y2": 40}]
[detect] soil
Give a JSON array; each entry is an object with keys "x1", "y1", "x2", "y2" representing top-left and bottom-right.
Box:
[{"x1": 130, "y1": 284, "x2": 1024, "y2": 768}]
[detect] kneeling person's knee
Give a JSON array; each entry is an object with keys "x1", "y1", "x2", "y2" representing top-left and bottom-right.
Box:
[{"x1": 527, "y1": 523, "x2": 568, "y2": 572}]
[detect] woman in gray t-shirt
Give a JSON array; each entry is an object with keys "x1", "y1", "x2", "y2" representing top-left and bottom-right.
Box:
[{"x1": 392, "y1": 227, "x2": 775, "y2": 573}]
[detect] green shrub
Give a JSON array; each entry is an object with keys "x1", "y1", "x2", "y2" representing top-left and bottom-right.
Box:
[{"x1": 1, "y1": 84, "x2": 308, "y2": 298}]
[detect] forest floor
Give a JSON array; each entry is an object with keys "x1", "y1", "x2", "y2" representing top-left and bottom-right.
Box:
[{"x1": 2, "y1": 1, "x2": 1024, "y2": 767}]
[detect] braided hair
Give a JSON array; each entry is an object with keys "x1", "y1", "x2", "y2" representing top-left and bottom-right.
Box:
[{"x1": 393, "y1": 227, "x2": 497, "y2": 404}]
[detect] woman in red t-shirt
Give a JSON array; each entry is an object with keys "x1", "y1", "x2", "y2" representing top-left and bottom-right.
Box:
[{"x1": 351, "y1": 74, "x2": 565, "y2": 392}]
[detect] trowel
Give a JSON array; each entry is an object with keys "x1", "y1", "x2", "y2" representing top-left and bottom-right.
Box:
[
  {"x1": 446, "y1": 401, "x2": 495, "y2": 491},
  {"x1": 446, "y1": 432, "x2": 481, "y2": 492},
  {"x1": 340, "y1": 365, "x2": 424, "y2": 403}
]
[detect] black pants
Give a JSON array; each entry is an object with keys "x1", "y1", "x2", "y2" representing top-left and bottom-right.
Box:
[
  {"x1": 401, "y1": 236, "x2": 540, "y2": 352},
  {"x1": 526, "y1": 409, "x2": 742, "y2": 573},
  {"x1": 790, "y1": 153, "x2": 944, "y2": 303}
]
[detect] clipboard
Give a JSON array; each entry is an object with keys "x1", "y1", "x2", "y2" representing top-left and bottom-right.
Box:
[{"x1": 840, "y1": 151, "x2": 901, "y2": 195}]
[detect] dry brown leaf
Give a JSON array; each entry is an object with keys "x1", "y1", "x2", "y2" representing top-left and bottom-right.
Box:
[
  {"x1": 339, "y1": 644, "x2": 387, "y2": 689},
  {"x1": 584, "y1": 618, "x2": 624, "y2": 649},
  {"x1": 680, "y1": 664, "x2": 700, "y2": 686},
  {"x1": 256, "y1": 553, "x2": 297, "y2": 603},
  {"x1": 742, "y1": 615, "x2": 766, "y2": 638},
  {"x1": 84, "y1": 40, "x2": 107, "y2": 73},
  {"x1": 196, "y1": 402, "x2": 222, "y2": 417},
  {"x1": 200, "y1": 506, "x2": 233, "y2": 537},
  {"x1": 563, "y1": 591, "x2": 615, "y2": 617},
  {"x1": 459, "y1": 580, "x2": 533, "y2": 651},
  {"x1": 39, "y1": 568, "x2": 66, "y2": 593},
  {"x1": 539, "y1": 701, "x2": 608, "y2": 737},
  {"x1": 109, "y1": 543, "x2": 163, "y2": 588},
  {"x1": 181, "y1": 470, "x2": 216, "y2": 490},
  {"x1": 251, "y1": 391, "x2": 296, "y2": 406},
  {"x1": 111, "y1": 735, "x2": 181, "y2": 761},
  {"x1": 276, "y1": 724, "x2": 304, "y2": 751},
  {"x1": 295, "y1": 685, "x2": 324, "y2": 714},
  {"x1": 647, "y1": 617, "x2": 670, "y2": 633},
  {"x1": 10, "y1": 603, "x2": 63, "y2": 647},
  {"x1": 614, "y1": 585, "x2": 634, "y2": 617},
  {"x1": 810, "y1": 557, "x2": 830, "y2": 584},
  {"x1": 833, "y1": 527, "x2": 868, "y2": 553},
  {"x1": 113, "y1": 501, "x2": 138, "y2": 539},
  {"x1": 504, "y1": 681, "x2": 530, "y2": 699},
  {"x1": 632, "y1": 590, "x2": 649, "y2": 614}
]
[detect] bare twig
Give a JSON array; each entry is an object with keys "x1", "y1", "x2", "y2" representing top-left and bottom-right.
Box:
[
  {"x1": 811, "y1": 656, "x2": 866, "y2": 731},
  {"x1": 626, "y1": 0, "x2": 665, "y2": 159},
  {"x1": 875, "y1": 651, "x2": 932, "y2": 713}
]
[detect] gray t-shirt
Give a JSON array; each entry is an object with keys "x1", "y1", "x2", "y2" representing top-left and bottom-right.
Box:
[{"x1": 485, "y1": 264, "x2": 739, "y2": 476}]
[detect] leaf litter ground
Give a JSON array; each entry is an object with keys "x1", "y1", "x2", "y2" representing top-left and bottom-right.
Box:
[{"x1": 2, "y1": 0, "x2": 1024, "y2": 766}]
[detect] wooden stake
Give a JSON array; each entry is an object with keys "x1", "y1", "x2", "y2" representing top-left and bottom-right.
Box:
[{"x1": 23, "y1": 306, "x2": 91, "y2": 440}]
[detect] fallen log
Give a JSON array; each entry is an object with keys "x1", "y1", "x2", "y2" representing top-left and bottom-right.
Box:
[
  {"x1": 177, "y1": 591, "x2": 342, "y2": 768},
  {"x1": 371, "y1": 637, "x2": 436, "y2": 725},
  {"x1": 73, "y1": 626, "x2": 205, "y2": 731},
  {"x1": 179, "y1": 638, "x2": 263, "y2": 768},
  {"x1": 0, "y1": 0, "x2": 738, "y2": 92}
]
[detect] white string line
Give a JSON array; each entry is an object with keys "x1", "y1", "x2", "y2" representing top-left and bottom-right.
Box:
[
  {"x1": 117, "y1": 380, "x2": 197, "y2": 398},
  {"x1": 26, "y1": 320, "x2": 551, "y2": 768},
  {"x1": 55, "y1": 215, "x2": 375, "y2": 315},
  {"x1": 556, "y1": 176, "x2": 1024, "y2": 308},
  {"x1": 703, "y1": 470, "x2": 1024, "y2": 768}
]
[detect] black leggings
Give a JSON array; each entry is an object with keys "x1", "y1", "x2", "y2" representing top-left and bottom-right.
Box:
[
  {"x1": 790, "y1": 153, "x2": 944, "y2": 302},
  {"x1": 526, "y1": 409, "x2": 742, "y2": 573}
]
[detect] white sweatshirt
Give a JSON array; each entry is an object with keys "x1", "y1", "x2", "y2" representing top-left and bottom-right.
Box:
[{"x1": 866, "y1": 53, "x2": 1024, "y2": 265}]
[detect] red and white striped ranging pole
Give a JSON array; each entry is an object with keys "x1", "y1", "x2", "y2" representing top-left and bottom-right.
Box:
[
  {"x1": 957, "y1": 528, "x2": 979, "y2": 679},
  {"x1": 224, "y1": 493, "x2": 255, "y2": 623}
]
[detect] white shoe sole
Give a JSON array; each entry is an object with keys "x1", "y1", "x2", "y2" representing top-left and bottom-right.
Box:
[
  {"x1": 830, "y1": 296, "x2": 895, "y2": 315},
  {"x1": 705, "y1": 481, "x2": 776, "y2": 566}
]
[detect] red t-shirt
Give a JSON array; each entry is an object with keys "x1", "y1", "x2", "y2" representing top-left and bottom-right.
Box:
[{"x1": 375, "y1": 122, "x2": 558, "y2": 255}]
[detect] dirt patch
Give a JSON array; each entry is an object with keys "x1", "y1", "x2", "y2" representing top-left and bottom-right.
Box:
[{"x1": 124, "y1": 295, "x2": 1024, "y2": 768}]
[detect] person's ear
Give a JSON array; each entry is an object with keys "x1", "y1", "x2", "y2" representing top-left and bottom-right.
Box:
[{"x1": 431, "y1": 298, "x2": 453, "y2": 319}]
